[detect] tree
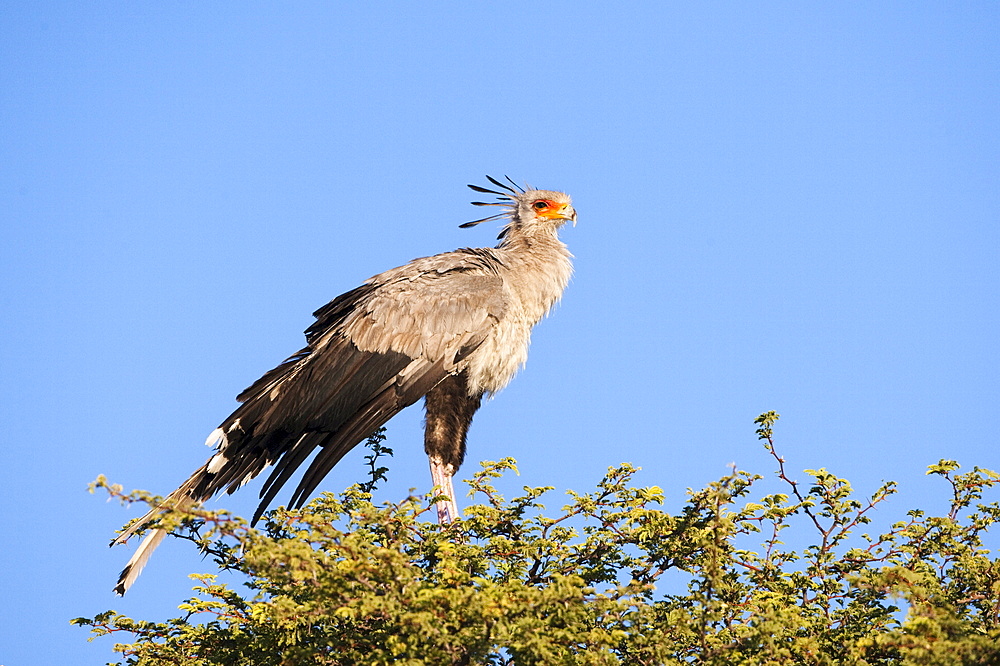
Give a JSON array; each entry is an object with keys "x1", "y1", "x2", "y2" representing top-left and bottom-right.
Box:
[{"x1": 76, "y1": 414, "x2": 1000, "y2": 665}]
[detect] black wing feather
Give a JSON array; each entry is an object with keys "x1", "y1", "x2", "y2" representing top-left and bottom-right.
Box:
[
  {"x1": 205, "y1": 335, "x2": 416, "y2": 521},
  {"x1": 287, "y1": 354, "x2": 453, "y2": 509}
]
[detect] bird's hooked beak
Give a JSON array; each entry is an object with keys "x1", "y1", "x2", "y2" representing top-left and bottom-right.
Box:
[{"x1": 539, "y1": 203, "x2": 577, "y2": 227}]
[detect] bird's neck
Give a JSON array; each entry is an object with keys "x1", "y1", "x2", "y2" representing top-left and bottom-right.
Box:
[
  {"x1": 497, "y1": 221, "x2": 570, "y2": 254},
  {"x1": 496, "y1": 226, "x2": 573, "y2": 321}
]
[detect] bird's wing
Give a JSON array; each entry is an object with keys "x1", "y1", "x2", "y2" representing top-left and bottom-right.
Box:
[{"x1": 204, "y1": 249, "x2": 508, "y2": 522}]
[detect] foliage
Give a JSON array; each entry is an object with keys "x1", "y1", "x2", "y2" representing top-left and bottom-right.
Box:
[{"x1": 77, "y1": 415, "x2": 1000, "y2": 665}]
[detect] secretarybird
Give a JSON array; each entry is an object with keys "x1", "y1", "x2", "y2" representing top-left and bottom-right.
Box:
[{"x1": 111, "y1": 176, "x2": 576, "y2": 594}]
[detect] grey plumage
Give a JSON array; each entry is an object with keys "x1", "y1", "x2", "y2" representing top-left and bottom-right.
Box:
[{"x1": 112, "y1": 178, "x2": 576, "y2": 594}]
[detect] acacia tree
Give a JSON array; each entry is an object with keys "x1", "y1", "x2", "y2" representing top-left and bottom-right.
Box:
[{"x1": 77, "y1": 413, "x2": 1000, "y2": 665}]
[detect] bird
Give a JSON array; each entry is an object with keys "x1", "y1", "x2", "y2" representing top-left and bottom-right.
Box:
[{"x1": 111, "y1": 176, "x2": 576, "y2": 594}]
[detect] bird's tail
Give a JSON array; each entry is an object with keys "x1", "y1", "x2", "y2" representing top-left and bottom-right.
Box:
[{"x1": 111, "y1": 463, "x2": 210, "y2": 595}]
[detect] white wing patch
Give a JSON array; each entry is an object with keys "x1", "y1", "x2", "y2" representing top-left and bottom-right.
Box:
[
  {"x1": 204, "y1": 427, "x2": 225, "y2": 448},
  {"x1": 206, "y1": 452, "x2": 229, "y2": 474}
]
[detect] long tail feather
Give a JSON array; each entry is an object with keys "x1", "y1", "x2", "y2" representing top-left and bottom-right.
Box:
[
  {"x1": 114, "y1": 528, "x2": 167, "y2": 595},
  {"x1": 113, "y1": 491, "x2": 197, "y2": 595},
  {"x1": 111, "y1": 470, "x2": 204, "y2": 594}
]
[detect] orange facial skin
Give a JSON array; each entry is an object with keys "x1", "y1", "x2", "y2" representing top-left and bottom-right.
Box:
[{"x1": 532, "y1": 200, "x2": 570, "y2": 219}]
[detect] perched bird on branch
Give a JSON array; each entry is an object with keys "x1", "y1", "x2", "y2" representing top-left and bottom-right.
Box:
[{"x1": 112, "y1": 176, "x2": 576, "y2": 594}]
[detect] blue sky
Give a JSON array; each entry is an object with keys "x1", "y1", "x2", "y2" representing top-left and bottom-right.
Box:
[{"x1": 2, "y1": 3, "x2": 998, "y2": 663}]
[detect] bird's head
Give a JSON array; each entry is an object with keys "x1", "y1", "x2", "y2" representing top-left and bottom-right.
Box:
[{"x1": 462, "y1": 176, "x2": 576, "y2": 238}]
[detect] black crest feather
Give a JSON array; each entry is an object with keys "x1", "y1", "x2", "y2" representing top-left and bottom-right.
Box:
[{"x1": 462, "y1": 176, "x2": 521, "y2": 228}]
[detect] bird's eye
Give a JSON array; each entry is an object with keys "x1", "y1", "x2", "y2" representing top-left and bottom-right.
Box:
[{"x1": 532, "y1": 201, "x2": 550, "y2": 210}]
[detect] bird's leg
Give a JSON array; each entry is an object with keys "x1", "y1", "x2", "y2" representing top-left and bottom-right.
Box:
[
  {"x1": 428, "y1": 455, "x2": 458, "y2": 523},
  {"x1": 424, "y1": 373, "x2": 482, "y2": 525}
]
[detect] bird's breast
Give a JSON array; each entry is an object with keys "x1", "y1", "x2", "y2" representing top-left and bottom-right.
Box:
[{"x1": 464, "y1": 246, "x2": 572, "y2": 395}]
